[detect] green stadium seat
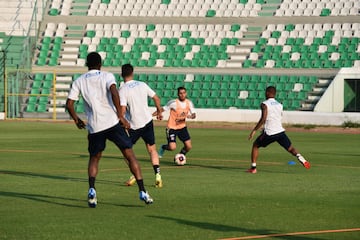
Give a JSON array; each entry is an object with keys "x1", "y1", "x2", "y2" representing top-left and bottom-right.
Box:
[
  {"x1": 48, "y1": 9, "x2": 59, "y2": 16},
  {"x1": 206, "y1": 9, "x2": 216, "y2": 17},
  {"x1": 26, "y1": 103, "x2": 36, "y2": 112},
  {"x1": 200, "y1": 90, "x2": 210, "y2": 98},
  {"x1": 37, "y1": 103, "x2": 47, "y2": 112},
  {"x1": 196, "y1": 98, "x2": 206, "y2": 108},
  {"x1": 320, "y1": 8, "x2": 331, "y2": 17},
  {"x1": 41, "y1": 89, "x2": 51, "y2": 95}
]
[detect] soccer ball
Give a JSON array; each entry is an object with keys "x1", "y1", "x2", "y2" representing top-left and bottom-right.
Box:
[{"x1": 174, "y1": 153, "x2": 186, "y2": 166}]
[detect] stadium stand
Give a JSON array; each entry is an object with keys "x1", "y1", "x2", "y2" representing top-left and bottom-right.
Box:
[
  {"x1": 0, "y1": 0, "x2": 359, "y2": 118},
  {"x1": 0, "y1": 0, "x2": 47, "y2": 113}
]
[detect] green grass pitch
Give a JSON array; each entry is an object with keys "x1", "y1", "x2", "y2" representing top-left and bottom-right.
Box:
[{"x1": 1, "y1": 121, "x2": 359, "y2": 240}]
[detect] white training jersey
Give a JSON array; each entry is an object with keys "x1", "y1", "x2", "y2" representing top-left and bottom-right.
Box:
[
  {"x1": 67, "y1": 70, "x2": 119, "y2": 134},
  {"x1": 262, "y1": 98, "x2": 285, "y2": 135},
  {"x1": 119, "y1": 80, "x2": 156, "y2": 130},
  {"x1": 163, "y1": 99, "x2": 196, "y2": 114}
]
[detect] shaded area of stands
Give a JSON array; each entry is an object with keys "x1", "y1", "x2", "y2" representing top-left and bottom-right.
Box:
[{"x1": 24, "y1": 73, "x2": 319, "y2": 113}]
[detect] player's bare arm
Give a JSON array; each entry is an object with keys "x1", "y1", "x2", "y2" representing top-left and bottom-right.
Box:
[
  {"x1": 248, "y1": 103, "x2": 267, "y2": 140},
  {"x1": 66, "y1": 98, "x2": 86, "y2": 129},
  {"x1": 111, "y1": 84, "x2": 130, "y2": 129},
  {"x1": 152, "y1": 107, "x2": 165, "y2": 116},
  {"x1": 152, "y1": 95, "x2": 163, "y2": 120}
]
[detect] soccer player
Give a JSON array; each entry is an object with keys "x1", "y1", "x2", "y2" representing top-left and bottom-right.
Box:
[
  {"x1": 156, "y1": 87, "x2": 196, "y2": 159},
  {"x1": 119, "y1": 64, "x2": 164, "y2": 188},
  {"x1": 66, "y1": 52, "x2": 153, "y2": 207},
  {"x1": 247, "y1": 86, "x2": 311, "y2": 173}
]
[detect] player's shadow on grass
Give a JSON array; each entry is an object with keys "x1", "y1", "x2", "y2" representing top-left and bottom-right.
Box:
[
  {"x1": 0, "y1": 190, "x2": 142, "y2": 209},
  {"x1": 147, "y1": 215, "x2": 320, "y2": 240},
  {"x1": 0, "y1": 190, "x2": 88, "y2": 208},
  {"x1": 0, "y1": 170, "x2": 120, "y2": 186},
  {"x1": 185, "y1": 163, "x2": 243, "y2": 171}
]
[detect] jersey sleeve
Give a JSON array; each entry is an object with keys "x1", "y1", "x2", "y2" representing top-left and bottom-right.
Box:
[
  {"x1": 145, "y1": 83, "x2": 156, "y2": 98},
  {"x1": 67, "y1": 80, "x2": 80, "y2": 101},
  {"x1": 105, "y1": 72, "x2": 117, "y2": 90},
  {"x1": 189, "y1": 100, "x2": 196, "y2": 114},
  {"x1": 162, "y1": 99, "x2": 176, "y2": 111},
  {"x1": 119, "y1": 86, "x2": 127, "y2": 106}
]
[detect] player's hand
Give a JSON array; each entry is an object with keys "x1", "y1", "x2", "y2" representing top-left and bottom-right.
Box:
[
  {"x1": 187, "y1": 114, "x2": 195, "y2": 119},
  {"x1": 156, "y1": 111, "x2": 163, "y2": 120},
  {"x1": 75, "y1": 118, "x2": 86, "y2": 129},
  {"x1": 119, "y1": 117, "x2": 130, "y2": 129},
  {"x1": 248, "y1": 130, "x2": 256, "y2": 140}
]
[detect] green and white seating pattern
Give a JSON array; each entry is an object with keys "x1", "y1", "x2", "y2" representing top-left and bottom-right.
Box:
[
  {"x1": 0, "y1": 0, "x2": 45, "y2": 36},
  {"x1": 36, "y1": 22, "x2": 360, "y2": 68},
  {"x1": 25, "y1": 73, "x2": 318, "y2": 113},
  {"x1": 246, "y1": 23, "x2": 360, "y2": 68},
  {"x1": 49, "y1": 0, "x2": 267, "y2": 17},
  {"x1": 37, "y1": 23, "x2": 246, "y2": 67},
  {"x1": 276, "y1": 0, "x2": 359, "y2": 17}
]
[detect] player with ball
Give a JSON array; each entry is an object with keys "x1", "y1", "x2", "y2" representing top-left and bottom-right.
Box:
[{"x1": 155, "y1": 87, "x2": 196, "y2": 165}]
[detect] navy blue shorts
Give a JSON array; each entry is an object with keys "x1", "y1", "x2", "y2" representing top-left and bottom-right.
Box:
[
  {"x1": 88, "y1": 123, "x2": 133, "y2": 156},
  {"x1": 129, "y1": 120, "x2": 155, "y2": 145},
  {"x1": 167, "y1": 127, "x2": 191, "y2": 143},
  {"x1": 254, "y1": 131, "x2": 292, "y2": 150}
]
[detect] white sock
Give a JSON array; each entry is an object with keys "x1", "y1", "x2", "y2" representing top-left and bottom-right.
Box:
[
  {"x1": 251, "y1": 163, "x2": 257, "y2": 168},
  {"x1": 296, "y1": 154, "x2": 306, "y2": 163}
]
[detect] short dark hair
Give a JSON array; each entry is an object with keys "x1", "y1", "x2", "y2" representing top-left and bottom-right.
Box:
[
  {"x1": 266, "y1": 86, "x2": 276, "y2": 94},
  {"x1": 86, "y1": 52, "x2": 102, "y2": 68},
  {"x1": 177, "y1": 86, "x2": 186, "y2": 94},
  {"x1": 121, "y1": 64, "x2": 134, "y2": 78}
]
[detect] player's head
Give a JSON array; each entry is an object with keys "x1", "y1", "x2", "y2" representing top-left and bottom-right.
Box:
[
  {"x1": 266, "y1": 86, "x2": 276, "y2": 99},
  {"x1": 177, "y1": 87, "x2": 187, "y2": 101},
  {"x1": 121, "y1": 64, "x2": 134, "y2": 81},
  {"x1": 86, "y1": 52, "x2": 102, "y2": 70}
]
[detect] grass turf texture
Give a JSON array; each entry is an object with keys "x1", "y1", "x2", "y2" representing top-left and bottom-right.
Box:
[{"x1": 0, "y1": 121, "x2": 359, "y2": 240}]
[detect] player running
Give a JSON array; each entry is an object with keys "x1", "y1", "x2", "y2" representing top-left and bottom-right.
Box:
[
  {"x1": 66, "y1": 52, "x2": 153, "y2": 207},
  {"x1": 156, "y1": 87, "x2": 196, "y2": 159},
  {"x1": 247, "y1": 86, "x2": 311, "y2": 173},
  {"x1": 119, "y1": 64, "x2": 164, "y2": 188}
]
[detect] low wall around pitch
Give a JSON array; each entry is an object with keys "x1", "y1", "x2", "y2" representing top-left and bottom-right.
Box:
[{"x1": 150, "y1": 108, "x2": 360, "y2": 126}]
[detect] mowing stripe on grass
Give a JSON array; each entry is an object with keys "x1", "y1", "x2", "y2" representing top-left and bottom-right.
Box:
[
  {"x1": 219, "y1": 227, "x2": 360, "y2": 240},
  {"x1": 3, "y1": 149, "x2": 360, "y2": 170}
]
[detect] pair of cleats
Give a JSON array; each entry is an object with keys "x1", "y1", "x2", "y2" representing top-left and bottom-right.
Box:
[
  {"x1": 125, "y1": 173, "x2": 163, "y2": 188},
  {"x1": 87, "y1": 188, "x2": 153, "y2": 207},
  {"x1": 246, "y1": 159, "x2": 311, "y2": 174}
]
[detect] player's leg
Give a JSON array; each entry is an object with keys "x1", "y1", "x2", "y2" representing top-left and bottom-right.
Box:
[
  {"x1": 87, "y1": 132, "x2": 107, "y2": 208},
  {"x1": 146, "y1": 143, "x2": 162, "y2": 188},
  {"x1": 277, "y1": 132, "x2": 310, "y2": 169},
  {"x1": 248, "y1": 142, "x2": 259, "y2": 173},
  {"x1": 124, "y1": 128, "x2": 142, "y2": 186},
  {"x1": 180, "y1": 139, "x2": 192, "y2": 155},
  {"x1": 88, "y1": 152, "x2": 102, "y2": 186},
  {"x1": 142, "y1": 121, "x2": 162, "y2": 187},
  {"x1": 158, "y1": 128, "x2": 176, "y2": 157},
  {"x1": 121, "y1": 148, "x2": 153, "y2": 204},
  {"x1": 178, "y1": 127, "x2": 191, "y2": 155},
  {"x1": 109, "y1": 123, "x2": 153, "y2": 204},
  {"x1": 247, "y1": 131, "x2": 272, "y2": 173}
]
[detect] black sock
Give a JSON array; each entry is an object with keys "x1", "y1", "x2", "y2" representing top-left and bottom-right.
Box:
[
  {"x1": 153, "y1": 165, "x2": 160, "y2": 174},
  {"x1": 180, "y1": 147, "x2": 187, "y2": 155},
  {"x1": 136, "y1": 179, "x2": 146, "y2": 192},
  {"x1": 162, "y1": 144, "x2": 168, "y2": 150},
  {"x1": 89, "y1": 177, "x2": 96, "y2": 189}
]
